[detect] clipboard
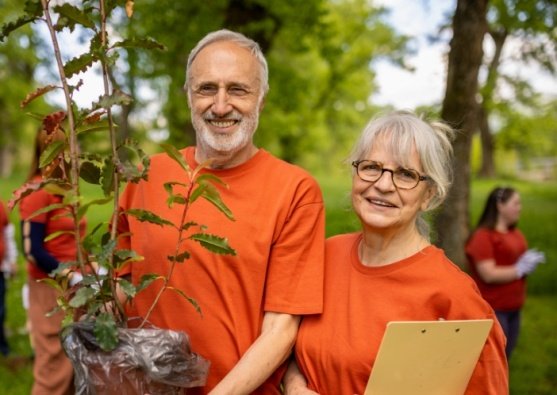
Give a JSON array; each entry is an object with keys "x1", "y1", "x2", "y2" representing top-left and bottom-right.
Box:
[{"x1": 364, "y1": 319, "x2": 493, "y2": 395}]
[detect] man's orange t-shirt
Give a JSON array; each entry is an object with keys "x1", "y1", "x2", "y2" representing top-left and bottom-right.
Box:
[
  {"x1": 118, "y1": 147, "x2": 325, "y2": 393},
  {"x1": 295, "y1": 233, "x2": 509, "y2": 395}
]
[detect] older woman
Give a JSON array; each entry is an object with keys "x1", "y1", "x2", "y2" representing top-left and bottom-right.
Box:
[{"x1": 284, "y1": 111, "x2": 508, "y2": 394}]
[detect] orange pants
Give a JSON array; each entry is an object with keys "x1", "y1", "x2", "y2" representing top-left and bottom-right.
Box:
[{"x1": 28, "y1": 277, "x2": 74, "y2": 395}]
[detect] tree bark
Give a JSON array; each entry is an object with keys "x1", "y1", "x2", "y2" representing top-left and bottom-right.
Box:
[
  {"x1": 478, "y1": 28, "x2": 507, "y2": 178},
  {"x1": 478, "y1": 103, "x2": 495, "y2": 177},
  {"x1": 435, "y1": 0, "x2": 488, "y2": 266}
]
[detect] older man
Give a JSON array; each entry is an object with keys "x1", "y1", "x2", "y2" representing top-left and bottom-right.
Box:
[{"x1": 118, "y1": 29, "x2": 325, "y2": 394}]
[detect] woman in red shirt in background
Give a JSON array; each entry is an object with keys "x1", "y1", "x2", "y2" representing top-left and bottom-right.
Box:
[
  {"x1": 19, "y1": 127, "x2": 86, "y2": 395},
  {"x1": 466, "y1": 187, "x2": 545, "y2": 359}
]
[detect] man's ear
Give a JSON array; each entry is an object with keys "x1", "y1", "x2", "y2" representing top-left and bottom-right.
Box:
[
  {"x1": 184, "y1": 84, "x2": 191, "y2": 109},
  {"x1": 259, "y1": 96, "x2": 266, "y2": 113}
]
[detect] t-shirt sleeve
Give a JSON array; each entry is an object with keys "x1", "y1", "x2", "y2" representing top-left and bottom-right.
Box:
[
  {"x1": 19, "y1": 190, "x2": 51, "y2": 223},
  {"x1": 466, "y1": 229, "x2": 494, "y2": 264},
  {"x1": 465, "y1": 321, "x2": 509, "y2": 394},
  {"x1": 263, "y1": 178, "x2": 325, "y2": 315}
]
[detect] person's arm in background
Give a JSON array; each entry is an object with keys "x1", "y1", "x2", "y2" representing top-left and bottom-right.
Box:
[
  {"x1": 283, "y1": 358, "x2": 319, "y2": 395},
  {"x1": 209, "y1": 311, "x2": 300, "y2": 395},
  {"x1": 2, "y1": 223, "x2": 18, "y2": 277},
  {"x1": 21, "y1": 220, "x2": 59, "y2": 273},
  {"x1": 476, "y1": 249, "x2": 546, "y2": 284}
]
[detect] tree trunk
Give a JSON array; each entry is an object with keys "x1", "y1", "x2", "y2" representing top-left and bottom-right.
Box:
[
  {"x1": 434, "y1": 0, "x2": 488, "y2": 267},
  {"x1": 0, "y1": 143, "x2": 14, "y2": 178},
  {"x1": 478, "y1": 28, "x2": 507, "y2": 178},
  {"x1": 478, "y1": 103, "x2": 495, "y2": 177}
]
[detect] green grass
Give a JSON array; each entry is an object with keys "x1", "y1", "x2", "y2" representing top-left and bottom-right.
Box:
[{"x1": 1, "y1": 171, "x2": 556, "y2": 394}]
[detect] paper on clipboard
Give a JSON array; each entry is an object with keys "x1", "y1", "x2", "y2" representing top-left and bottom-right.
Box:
[{"x1": 364, "y1": 319, "x2": 493, "y2": 395}]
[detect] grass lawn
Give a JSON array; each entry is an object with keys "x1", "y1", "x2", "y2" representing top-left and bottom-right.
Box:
[{"x1": 1, "y1": 171, "x2": 555, "y2": 394}]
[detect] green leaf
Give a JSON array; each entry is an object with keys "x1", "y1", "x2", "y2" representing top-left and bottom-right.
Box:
[
  {"x1": 94, "y1": 313, "x2": 119, "y2": 351},
  {"x1": 160, "y1": 143, "x2": 189, "y2": 173},
  {"x1": 82, "y1": 223, "x2": 104, "y2": 251},
  {"x1": 167, "y1": 287, "x2": 201, "y2": 315},
  {"x1": 79, "y1": 160, "x2": 102, "y2": 185},
  {"x1": 196, "y1": 173, "x2": 228, "y2": 187},
  {"x1": 201, "y1": 185, "x2": 235, "y2": 221},
  {"x1": 101, "y1": 158, "x2": 115, "y2": 196},
  {"x1": 125, "y1": 209, "x2": 175, "y2": 227},
  {"x1": 44, "y1": 230, "x2": 73, "y2": 242},
  {"x1": 25, "y1": 203, "x2": 66, "y2": 220},
  {"x1": 69, "y1": 287, "x2": 97, "y2": 308},
  {"x1": 166, "y1": 194, "x2": 186, "y2": 206},
  {"x1": 95, "y1": 90, "x2": 133, "y2": 109},
  {"x1": 53, "y1": 4, "x2": 96, "y2": 29},
  {"x1": 97, "y1": 239, "x2": 117, "y2": 265},
  {"x1": 181, "y1": 221, "x2": 198, "y2": 231},
  {"x1": 113, "y1": 249, "x2": 143, "y2": 269},
  {"x1": 117, "y1": 278, "x2": 136, "y2": 299},
  {"x1": 189, "y1": 183, "x2": 208, "y2": 204},
  {"x1": 111, "y1": 37, "x2": 166, "y2": 51},
  {"x1": 190, "y1": 233, "x2": 236, "y2": 255},
  {"x1": 37, "y1": 277, "x2": 63, "y2": 293},
  {"x1": 77, "y1": 196, "x2": 112, "y2": 220},
  {"x1": 39, "y1": 140, "x2": 65, "y2": 169},
  {"x1": 168, "y1": 251, "x2": 190, "y2": 263},
  {"x1": 0, "y1": 14, "x2": 39, "y2": 42},
  {"x1": 63, "y1": 53, "x2": 97, "y2": 79},
  {"x1": 136, "y1": 273, "x2": 161, "y2": 293},
  {"x1": 24, "y1": 0, "x2": 43, "y2": 16}
]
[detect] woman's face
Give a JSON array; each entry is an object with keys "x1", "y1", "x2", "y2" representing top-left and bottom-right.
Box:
[
  {"x1": 498, "y1": 192, "x2": 521, "y2": 226},
  {"x1": 351, "y1": 136, "x2": 433, "y2": 235}
]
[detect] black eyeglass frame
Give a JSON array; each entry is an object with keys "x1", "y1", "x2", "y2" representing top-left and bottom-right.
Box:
[{"x1": 351, "y1": 160, "x2": 430, "y2": 190}]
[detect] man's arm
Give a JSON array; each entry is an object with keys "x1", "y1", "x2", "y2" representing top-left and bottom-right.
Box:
[
  {"x1": 283, "y1": 358, "x2": 319, "y2": 395},
  {"x1": 209, "y1": 311, "x2": 300, "y2": 395}
]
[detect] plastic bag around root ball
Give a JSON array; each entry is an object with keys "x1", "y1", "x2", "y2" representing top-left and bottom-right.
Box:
[{"x1": 61, "y1": 319, "x2": 210, "y2": 395}]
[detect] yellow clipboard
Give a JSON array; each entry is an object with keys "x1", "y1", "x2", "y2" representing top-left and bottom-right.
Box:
[{"x1": 364, "y1": 319, "x2": 493, "y2": 395}]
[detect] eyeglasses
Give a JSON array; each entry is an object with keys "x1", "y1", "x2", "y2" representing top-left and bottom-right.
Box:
[{"x1": 351, "y1": 160, "x2": 430, "y2": 190}]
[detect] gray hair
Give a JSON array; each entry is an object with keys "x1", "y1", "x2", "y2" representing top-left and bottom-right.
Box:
[
  {"x1": 184, "y1": 29, "x2": 269, "y2": 99},
  {"x1": 349, "y1": 110, "x2": 455, "y2": 237}
]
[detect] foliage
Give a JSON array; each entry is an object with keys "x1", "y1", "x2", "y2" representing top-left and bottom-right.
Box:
[
  {"x1": 1, "y1": 0, "x2": 235, "y2": 352},
  {"x1": 0, "y1": 0, "x2": 51, "y2": 177},
  {"x1": 476, "y1": 0, "x2": 557, "y2": 176}
]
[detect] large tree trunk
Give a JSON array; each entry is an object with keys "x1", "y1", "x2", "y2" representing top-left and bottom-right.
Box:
[{"x1": 435, "y1": 0, "x2": 488, "y2": 267}]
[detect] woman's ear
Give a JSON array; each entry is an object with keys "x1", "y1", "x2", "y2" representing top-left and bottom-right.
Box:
[{"x1": 420, "y1": 185, "x2": 436, "y2": 211}]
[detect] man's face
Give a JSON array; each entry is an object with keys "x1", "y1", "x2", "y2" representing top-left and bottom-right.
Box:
[{"x1": 188, "y1": 41, "x2": 264, "y2": 158}]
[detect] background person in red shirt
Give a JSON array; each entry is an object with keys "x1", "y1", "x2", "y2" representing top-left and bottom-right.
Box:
[
  {"x1": 18, "y1": 127, "x2": 86, "y2": 395},
  {"x1": 0, "y1": 199, "x2": 17, "y2": 357},
  {"x1": 466, "y1": 186, "x2": 545, "y2": 359}
]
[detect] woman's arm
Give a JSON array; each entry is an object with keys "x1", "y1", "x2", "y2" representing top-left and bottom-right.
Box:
[
  {"x1": 475, "y1": 258, "x2": 520, "y2": 284},
  {"x1": 21, "y1": 220, "x2": 59, "y2": 273}
]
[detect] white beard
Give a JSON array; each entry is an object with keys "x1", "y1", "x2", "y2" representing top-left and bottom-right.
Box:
[{"x1": 193, "y1": 108, "x2": 259, "y2": 154}]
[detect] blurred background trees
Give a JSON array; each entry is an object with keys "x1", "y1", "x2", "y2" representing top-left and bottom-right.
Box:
[{"x1": 1, "y1": 0, "x2": 556, "y2": 263}]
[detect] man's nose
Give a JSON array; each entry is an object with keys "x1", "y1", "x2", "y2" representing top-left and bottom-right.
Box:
[{"x1": 212, "y1": 88, "x2": 232, "y2": 115}]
